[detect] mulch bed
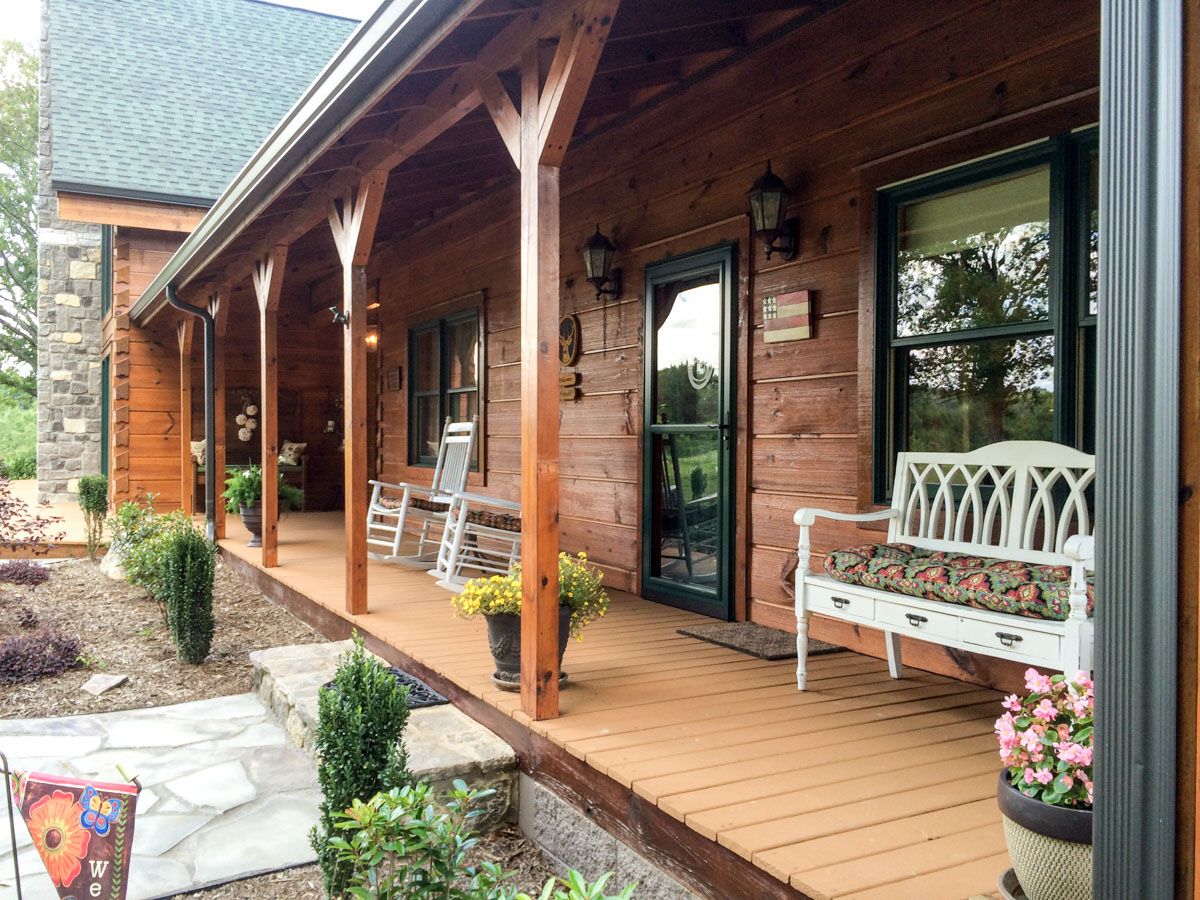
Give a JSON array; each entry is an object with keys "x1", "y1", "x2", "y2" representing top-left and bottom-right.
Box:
[
  {"x1": 171, "y1": 825, "x2": 560, "y2": 898},
  {"x1": 0, "y1": 557, "x2": 323, "y2": 718}
]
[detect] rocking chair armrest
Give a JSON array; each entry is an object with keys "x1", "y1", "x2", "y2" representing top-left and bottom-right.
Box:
[
  {"x1": 794, "y1": 507, "x2": 898, "y2": 527},
  {"x1": 451, "y1": 491, "x2": 521, "y2": 513},
  {"x1": 369, "y1": 480, "x2": 433, "y2": 499}
]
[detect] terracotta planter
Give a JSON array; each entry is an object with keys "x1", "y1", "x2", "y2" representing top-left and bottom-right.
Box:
[
  {"x1": 485, "y1": 607, "x2": 572, "y2": 690},
  {"x1": 240, "y1": 504, "x2": 263, "y2": 548},
  {"x1": 997, "y1": 771, "x2": 1092, "y2": 900}
]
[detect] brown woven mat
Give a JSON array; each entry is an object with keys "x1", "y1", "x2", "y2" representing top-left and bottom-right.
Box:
[{"x1": 677, "y1": 621, "x2": 843, "y2": 661}]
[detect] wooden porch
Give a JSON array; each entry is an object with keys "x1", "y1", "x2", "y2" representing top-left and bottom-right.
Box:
[{"x1": 221, "y1": 511, "x2": 1007, "y2": 899}]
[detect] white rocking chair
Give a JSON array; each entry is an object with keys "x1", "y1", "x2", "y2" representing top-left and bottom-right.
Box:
[
  {"x1": 367, "y1": 416, "x2": 478, "y2": 563},
  {"x1": 430, "y1": 491, "x2": 522, "y2": 592}
]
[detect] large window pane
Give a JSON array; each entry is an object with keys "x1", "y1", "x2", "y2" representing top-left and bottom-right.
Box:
[
  {"x1": 896, "y1": 166, "x2": 1051, "y2": 337},
  {"x1": 413, "y1": 328, "x2": 438, "y2": 391},
  {"x1": 653, "y1": 278, "x2": 720, "y2": 425},
  {"x1": 413, "y1": 395, "x2": 440, "y2": 462},
  {"x1": 905, "y1": 335, "x2": 1055, "y2": 452}
]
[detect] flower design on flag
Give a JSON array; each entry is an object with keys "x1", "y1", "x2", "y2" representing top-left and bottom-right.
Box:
[
  {"x1": 79, "y1": 785, "x2": 122, "y2": 836},
  {"x1": 27, "y1": 790, "x2": 90, "y2": 887}
]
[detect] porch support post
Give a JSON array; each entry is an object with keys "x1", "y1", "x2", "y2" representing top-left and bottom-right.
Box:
[
  {"x1": 1095, "y1": 0, "x2": 1183, "y2": 895},
  {"x1": 208, "y1": 287, "x2": 230, "y2": 540},
  {"x1": 328, "y1": 174, "x2": 386, "y2": 616},
  {"x1": 513, "y1": 0, "x2": 619, "y2": 720},
  {"x1": 253, "y1": 247, "x2": 287, "y2": 568},
  {"x1": 176, "y1": 319, "x2": 194, "y2": 516}
]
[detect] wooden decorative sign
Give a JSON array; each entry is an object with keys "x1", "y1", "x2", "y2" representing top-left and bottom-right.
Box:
[
  {"x1": 386, "y1": 366, "x2": 402, "y2": 392},
  {"x1": 559, "y1": 314, "x2": 581, "y2": 366},
  {"x1": 763, "y1": 289, "x2": 814, "y2": 343}
]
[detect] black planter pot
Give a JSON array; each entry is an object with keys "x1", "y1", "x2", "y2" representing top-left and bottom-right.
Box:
[
  {"x1": 485, "y1": 606, "x2": 572, "y2": 691},
  {"x1": 996, "y1": 770, "x2": 1092, "y2": 900},
  {"x1": 240, "y1": 504, "x2": 263, "y2": 548}
]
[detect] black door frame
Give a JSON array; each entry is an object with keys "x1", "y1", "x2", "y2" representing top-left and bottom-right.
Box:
[{"x1": 641, "y1": 243, "x2": 738, "y2": 619}]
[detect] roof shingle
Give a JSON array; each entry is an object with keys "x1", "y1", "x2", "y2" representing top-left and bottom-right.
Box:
[{"x1": 48, "y1": 0, "x2": 357, "y2": 205}]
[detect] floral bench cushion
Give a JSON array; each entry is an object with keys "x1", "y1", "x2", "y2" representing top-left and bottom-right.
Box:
[{"x1": 823, "y1": 543, "x2": 1094, "y2": 622}]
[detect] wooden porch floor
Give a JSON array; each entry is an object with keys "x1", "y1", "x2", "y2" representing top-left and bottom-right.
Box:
[{"x1": 221, "y1": 512, "x2": 1009, "y2": 899}]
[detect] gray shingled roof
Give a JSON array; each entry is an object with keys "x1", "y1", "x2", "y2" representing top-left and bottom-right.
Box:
[{"x1": 48, "y1": 0, "x2": 357, "y2": 206}]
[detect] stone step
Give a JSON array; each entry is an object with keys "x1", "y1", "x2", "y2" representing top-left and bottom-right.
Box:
[{"x1": 250, "y1": 641, "x2": 517, "y2": 828}]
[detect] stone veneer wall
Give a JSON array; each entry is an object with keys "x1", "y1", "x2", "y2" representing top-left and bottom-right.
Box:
[{"x1": 35, "y1": 0, "x2": 105, "y2": 502}]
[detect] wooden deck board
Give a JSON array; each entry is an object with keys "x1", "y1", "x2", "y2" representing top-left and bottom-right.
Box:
[{"x1": 221, "y1": 512, "x2": 1009, "y2": 899}]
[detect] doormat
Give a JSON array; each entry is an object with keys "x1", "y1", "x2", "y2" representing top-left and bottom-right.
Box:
[
  {"x1": 677, "y1": 622, "x2": 843, "y2": 661},
  {"x1": 324, "y1": 668, "x2": 449, "y2": 708}
]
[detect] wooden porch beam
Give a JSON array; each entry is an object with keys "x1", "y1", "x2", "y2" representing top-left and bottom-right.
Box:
[
  {"x1": 479, "y1": 71, "x2": 521, "y2": 166},
  {"x1": 253, "y1": 247, "x2": 287, "y2": 568},
  {"x1": 329, "y1": 175, "x2": 387, "y2": 616},
  {"x1": 176, "y1": 318, "x2": 195, "y2": 516},
  {"x1": 537, "y1": 0, "x2": 619, "y2": 166},
  {"x1": 208, "y1": 286, "x2": 230, "y2": 540}
]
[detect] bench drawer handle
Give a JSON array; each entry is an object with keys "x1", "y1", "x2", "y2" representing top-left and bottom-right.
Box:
[
  {"x1": 831, "y1": 596, "x2": 851, "y2": 609},
  {"x1": 996, "y1": 631, "x2": 1023, "y2": 648},
  {"x1": 905, "y1": 613, "x2": 928, "y2": 628}
]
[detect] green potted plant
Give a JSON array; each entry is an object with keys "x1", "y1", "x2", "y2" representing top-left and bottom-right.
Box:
[
  {"x1": 994, "y1": 668, "x2": 1094, "y2": 900},
  {"x1": 223, "y1": 465, "x2": 303, "y2": 548},
  {"x1": 452, "y1": 552, "x2": 608, "y2": 690}
]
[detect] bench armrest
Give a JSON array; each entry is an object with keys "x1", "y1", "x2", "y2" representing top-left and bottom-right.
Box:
[
  {"x1": 1063, "y1": 534, "x2": 1095, "y2": 564},
  {"x1": 794, "y1": 507, "x2": 898, "y2": 527}
]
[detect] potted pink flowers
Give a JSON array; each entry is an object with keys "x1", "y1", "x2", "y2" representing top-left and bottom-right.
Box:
[{"x1": 994, "y1": 668, "x2": 1094, "y2": 900}]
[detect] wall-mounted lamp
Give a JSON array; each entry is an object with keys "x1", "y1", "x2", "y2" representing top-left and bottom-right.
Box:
[
  {"x1": 748, "y1": 161, "x2": 797, "y2": 261},
  {"x1": 582, "y1": 225, "x2": 622, "y2": 300},
  {"x1": 365, "y1": 326, "x2": 380, "y2": 351},
  {"x1": 329, "y1": 306, "x2": 350, "y2": 326}
]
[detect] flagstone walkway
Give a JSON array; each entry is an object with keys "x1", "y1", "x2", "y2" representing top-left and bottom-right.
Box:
[{"x1": 0, "y1": 694, "x2": 319, "y2": 900}]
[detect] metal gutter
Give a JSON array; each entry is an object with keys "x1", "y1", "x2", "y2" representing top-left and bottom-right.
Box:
[
  {"x1": 51, "y1": 181, "x2": 216, "y2": 209},
  {"x1": 166, "y1": 285, "x2": 217, "y2": 541},
  {"x1": 131, "y1": 0, "x2": 469, "y2": 322}
]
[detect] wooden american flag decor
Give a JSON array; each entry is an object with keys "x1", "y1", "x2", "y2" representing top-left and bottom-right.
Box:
[{"x1": 762, "y1": 289, "x2": 814, "y2": 342}]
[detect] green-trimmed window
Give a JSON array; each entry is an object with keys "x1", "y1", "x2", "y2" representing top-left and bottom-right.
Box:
[
  {"x1": 100, "y1": 354, "x2": 110, "y2": 476},
  {"x1": 873, "y1": 130, "x2": 1098, "y2": 500},
  {"x1": 100, "y1": 225, "x2": 113, "y2": 316},
  {"x1": 408, "y1": 309, "x2": 480, "y2": 467}
]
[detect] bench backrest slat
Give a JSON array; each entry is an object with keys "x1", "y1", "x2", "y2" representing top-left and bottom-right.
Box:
[{"x1": 889, "y1": 441, "x2": 1095, "y2": 565}]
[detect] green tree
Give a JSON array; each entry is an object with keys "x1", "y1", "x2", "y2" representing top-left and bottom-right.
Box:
[{"x1": 0, "y1": 41, "x2": 37, "y2": 400}]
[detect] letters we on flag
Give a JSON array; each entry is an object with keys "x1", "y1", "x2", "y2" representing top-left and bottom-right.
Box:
[{"x1": 9, "y1": 770, "x2": 138, "y2": 900}]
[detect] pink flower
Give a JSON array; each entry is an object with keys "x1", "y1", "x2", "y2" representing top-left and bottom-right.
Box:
[
  {"x1": 1020, "y1": 729, "x2": 1042, "y2": 753},
  {"x1": 1034, "y1": 768, "x2": 1054, "y2": 785},
  {"x1": 1033, "y1": 698, "x2": 1058, "y2": 721},
  {"x1": 1060, "y1": 775, "x2": 1074, "y2": 790},
  {"x1": 1024, "y1": 668, "x2": 1053, "y2": 694},
  {"x1": 1023, "y1": 767, "x2": 1037, "y2": 785},
  {"x1": 1056, "y1": 742, "x2": 1093, "y2": 767},
  {"x1": 1002, "y1": 694, "x2": 1022, "y2": 712}
]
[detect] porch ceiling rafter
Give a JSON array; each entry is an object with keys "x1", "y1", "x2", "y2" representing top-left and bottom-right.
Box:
[{"x1": 211, "y1": 0, "x2": 594, "y2": 298}]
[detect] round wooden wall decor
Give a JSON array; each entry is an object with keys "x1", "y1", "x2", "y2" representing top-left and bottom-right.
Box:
[{"x1": 559, "y1": 314, "x2": 581, "y2": 366}]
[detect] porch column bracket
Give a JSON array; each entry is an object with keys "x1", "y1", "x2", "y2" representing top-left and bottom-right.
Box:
[
  {"x1": 176, "y1": 319, "x2": 195, "y2": 517},
  {"x1": 207, "y1": 286, "x2": 230, "y2": 540},
  {"x1": 253, "y1": 246, "x2": 288, "y2": 568},
  {"x1": 513, "y1": 0, "x2": 619, "y2": 721},
  {"x1": 479, "y1": 72, "x2": 521, "y2": 167},
  {"x1": 329, "y1": 175, "x2": 386, "y2": 616}
]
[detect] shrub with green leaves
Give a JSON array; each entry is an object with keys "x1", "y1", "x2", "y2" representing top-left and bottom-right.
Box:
[
  {"x1": 331, "y1": 780, "x2": 637, "y2": 900},
  {"x1": 0, "y1": 451, "x2": 36, "y2": 481},
  {"x1": 311, "y1": 634, "x2": 412, "y2": 897},
  {"x1": 160, "y1": 524, "x2": 217, "y2": 664},
  {"x1": 78, "y1": 474, "x2": 108, "y2": 560},
  {"x1": 120, "y1": 508, "x2": 195, "y2": 603}
]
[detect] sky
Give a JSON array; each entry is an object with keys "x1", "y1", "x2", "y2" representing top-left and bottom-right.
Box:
[{"x1": 0, "y1": 0, "x2": 378, "y2": 45}]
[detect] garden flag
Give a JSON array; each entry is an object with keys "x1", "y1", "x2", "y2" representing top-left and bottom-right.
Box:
[{"x1": 9, "y1": 770, "x2": 138, "y2": 900}]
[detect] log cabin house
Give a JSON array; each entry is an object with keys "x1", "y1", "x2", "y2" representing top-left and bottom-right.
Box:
[{"x1": 98, "y1": 0, "x2": 1195, "y2": 896}]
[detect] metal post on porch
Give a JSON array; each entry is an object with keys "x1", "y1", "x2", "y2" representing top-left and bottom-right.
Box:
[
  {"x1": 328, "y1": 174, "x2": 386, "y2": 617},
  {"x1": 253, "y1": 247, "x2": 287, "y2": 568},
  {"x1": 176, "y1": 319, "x2": 194, "y2": 516}
]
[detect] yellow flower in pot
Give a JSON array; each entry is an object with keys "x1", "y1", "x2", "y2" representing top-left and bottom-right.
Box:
[{"x1": 452, "y1": 552, "x2": 608, "y2": 690}]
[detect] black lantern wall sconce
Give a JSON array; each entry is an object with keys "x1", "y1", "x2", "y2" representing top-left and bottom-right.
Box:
[
  {"x1": 582, "y1": 225, "x2": 622, "y2": 300},
  {"x1": 748, "y1": 161, "x2": 798, "y2": 261}
]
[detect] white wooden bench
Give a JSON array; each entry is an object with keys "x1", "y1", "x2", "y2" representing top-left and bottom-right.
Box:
[{"x1": 793, "y1": 441, "x2": 1095, "y2": 689}]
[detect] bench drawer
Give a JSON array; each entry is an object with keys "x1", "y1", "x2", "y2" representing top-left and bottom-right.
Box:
[
  {"x1": 809, "y1": 586, "x2": 874, "y2": 622},
  {"x1": 961, "y1": 618, "x2": 1060, "y2": 661},
  {"x1": 877, "y1": 600, "x2": 959, "y2": 641}
]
